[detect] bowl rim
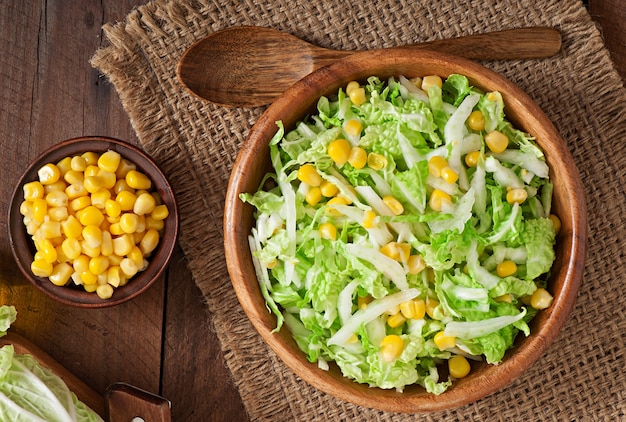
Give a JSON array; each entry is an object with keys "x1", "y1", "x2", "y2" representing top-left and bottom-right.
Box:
[
  {"x1": 224, "y1": 49, "x2": 587, "y2": 412},
  {"x1": 8, "y1": 136, "x2": 179, "y2": 308}
]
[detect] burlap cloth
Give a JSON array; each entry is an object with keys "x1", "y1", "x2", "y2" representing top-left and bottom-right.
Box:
[{"x1": 90, "y1": 0, "x2": 626, "y2": 419}]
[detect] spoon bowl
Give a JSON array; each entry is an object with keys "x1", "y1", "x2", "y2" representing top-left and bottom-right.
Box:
[{"x1": 177, "y1": 26, "x2": 562, "y2": 108}]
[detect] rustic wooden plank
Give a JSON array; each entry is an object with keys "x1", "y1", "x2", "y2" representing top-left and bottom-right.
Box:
[{"x1": 589, "y1": 0, "x2": 626, "y2": 80}]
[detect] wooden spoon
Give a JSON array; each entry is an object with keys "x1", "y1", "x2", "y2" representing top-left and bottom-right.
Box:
[{"x1": 177, "y1": 26, "x2": 562, "y2": 108}]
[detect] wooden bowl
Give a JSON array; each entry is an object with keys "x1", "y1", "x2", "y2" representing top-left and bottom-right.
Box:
[
  {"x1": 9, "y1": 136, "x2": 179, "y2": 308},
  {"x1": 224, "y1": 50, "x2": 587, "y2": 412}
]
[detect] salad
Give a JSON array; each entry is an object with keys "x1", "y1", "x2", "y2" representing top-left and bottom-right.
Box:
[{"x1": 241, "y1": 74, "x2": 558, "y2": 394}]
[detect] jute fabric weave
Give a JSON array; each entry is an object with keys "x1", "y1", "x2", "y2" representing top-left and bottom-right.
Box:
[{"x1": 91, "y1": 0, "x2": 626, "y2": 420}]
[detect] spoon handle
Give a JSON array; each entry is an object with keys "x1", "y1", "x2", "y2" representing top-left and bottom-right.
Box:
[{"x1": 402, "y1": 27, "x2": 562, "y2": 60}]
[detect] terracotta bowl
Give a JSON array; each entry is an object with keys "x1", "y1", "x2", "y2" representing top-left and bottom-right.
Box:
[
  {"x1": 9, "y1": 136, "x2": 179, "y2": 308},
  {"x1": 224, "y1": 50, "x2": 587, "y2": 412}
]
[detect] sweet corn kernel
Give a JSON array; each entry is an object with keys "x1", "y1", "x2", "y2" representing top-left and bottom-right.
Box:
[
  {"x1": 467, "y1": 110, "x2": 486, "y2": 131},
  {"x1": 496, "y1": 260, "x2": 517, "y2": 277},
  {"x1": 72, "y1": 255, "x2": 90, "y2": 274},
  {"x1": 549, "y1": 214, "x2": 561, "y2": 235},
  {"x1": 380, "y1": 334, "x2": 404, "y2": 362},
  {"x1": 44, "y1": 180, "x2": 66, "y2": 194},
  {"x1": 47, "y1": 263, "x2": 72, "y2": 286},
  {"x1": 78, "y1": 206, "x2": 104, "y2": 227},
  {"x1": 530, "y1": 287, "x2": 553, "y2": 310},
  {"x1": 485, "y1": 130, "x2": 509, "y2": 153},
  {"x1": 126, "y1": 170, "x2": 152, "y2": 190},
  {"x1": 343, "y1": 119, "x2": 363, "y2": 137},
  {"x1": 107, "y1": 266, "x2": 121, "y2": 288},
  {"x1": 346, "y1": 81, "x2": 360, "y2": 96},
  {"x1": 429, "y1": 189, "x2": 452, "y2": 212},
  {"x1": 70, "y1": 155, "x2": 88, "y2": 172},
  {"x1": 104, "y1": 198, "x2": 122, "y2": 218},
  {"x1": 382, "y1": 195, "x2": 404, "y2": 215},
  {"x1": 434, "y1": 331, "x2": 456, "y2": 351},
  {"x1": 361, "y1": 210, "x2": 378, "y2": 229},
  {"x1": 494, "y1": 294, "x2": 513, "y2": 303},
  {"x1": 319, "y1": 223, "x2": 337, "y2": 241},
  {"x1": 113, "y1": 234, "x2": 134, "y2": 256},
  {"x1": 146, "y1": 216, "x2": 164, "y2": 231},
  {"x1": 61, "y1": 216, "x2": 83, "y2": 239},
  {"x1": 80, "y1": 270, "x2": 98, "y2": 285},
  {"x1": 367, "y1": 153, "x2": 387, "y2": 170},
  {"x1": 45, "y1": 190, "x2": 68, "y2": 208},
  {"x1": 464, "y1": 151, "x2": 482, "y2": 168},
  {"x1": 113, "y1": 179, "x2": 134, "y2": 194},
  {"x1": 23, "y1": 181, "x2": 44, "y2": 201},
  {"x1": 120, "y1": 213, "x2": 139, "y2": 233},
  {"x1": 81, "y1": 151, "x2": 99, "y2": 165},
  {"x1": 38, "y1": 163, "x2": 61, "y2": 185},
  {"x1": 326, "y1": 196, "x2": 350, "y2": 216},
  {"x1": 448, "y1": 355, "x2": 471, "y2": 378},
  {"x1": 425, "y1": 298, "x2": 440, "y2": 319},
  {"x1": 90, "y1": 189, "x2": 111, "y2": 209},
  {"x1": 89, "y1": 256, "x2": 110, "y2": 275},
  {"x1": 96, "y1": 284, "x2": 114, "y2": 300},
  {"x1": 62, "y1": 238, "x2": 82, "y2": 260},
  {"x1": 349, "y1": 87, "x2": 367, "y2": 106},
  {"x1": 297, "y1": 163, "x2": 322, "y2": 187},
  {"x1": 65, "y1": 183, "x2": 88, "y2": 200},
  {"x1": 98, "y1": 170, "x2": 117, "y2": 190},
  {"x1": 115, "y1": 159, "x2": 136, "y2": 179},
  {"x1": 151, "y1": 204, "x2": 169, "y2": 221},
  {"x1": 56, "y1": 156, "x2": 72, "y2": 175},
  {"x1": 421, "y1": 75, "x2": 443, "y2": 92},
  {"x1": 305, "y1": 186, "x2": 322, "y2": 206},
  {"x1": 120, "y1": 258, "x2": 139, "y2": 278},
  {"x1": 320, "y1": 181, "x2": 339, "y2": 198},
  {"x1": 69, "y1": 196, "x2": 91, "y2": 212},
  {"x1": 39, "y1": 239, "x2": 58, "y2": 263},
  {"x1": 83, "y1": 282, "x2": 97, "y2": 292},
  {"x1": 128, "y1": 246, "x2": 144, "y2": 268},
  {"x1": 133, "y1": 192, "x2": 156, "y2": 215},
  {"x1": 98, "y1": 150, "x2": 121, "y2": 173},
  {"x1": 506, "y1": 188, "x2": 528, "y2": 205},
  {"x1": 358, "y1": 295, "x2": 373, "y2": 309},
  {"x1": 348, "y1": 146, "x2": 367, "y2": 169},
  {"x1": 407, "y1": 255, "x2": 426, "y2": 275},
  {"x1": 63, "y1": 169, "x2": 84, "y2": 185},
  {"x1": 80, "y1": 240, "x2": 100, "y2": 258},
  {"x1": 32, "y1": 198, "x2": 47, "y2": 223},
  {"x1": 428, "y1": 156, "x2": 448, "y2": 178},
  {"x1": 84, "y1": 165, "x2": 99, "y2": 177},
  {"x1": 115, "y1": 190, "x2": 137, "y2": 211},
  {"x1": 400, "y1": 299, "x2": 426, "y2": 320},
  {"x1": 387, "y1": 313, "x2": 407, "y2": 328},
  {"x1": 31, "y1": 259, "x2": 53, "y2": 277},
  {"x1": 379, "y1": 242, "x2": 401, "y2": 261},
  {"x1": 47, "y1": 206, "x2": 68, "y2": 222},
  {"x1": 440, "y1": 166, "x2": 459, "y2": 184}
]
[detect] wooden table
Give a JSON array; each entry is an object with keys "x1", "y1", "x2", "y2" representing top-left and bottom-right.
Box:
[{"x1": 0, "y1": 1, "x2": 622, "y2": 420}]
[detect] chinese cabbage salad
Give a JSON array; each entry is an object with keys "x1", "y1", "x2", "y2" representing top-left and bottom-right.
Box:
[
  {"x1": 0, "y1": 305, "x2": 103, "y2": 421},
  {"x1": 240, "y1": 74, "x2": 558, "y2": 394}
]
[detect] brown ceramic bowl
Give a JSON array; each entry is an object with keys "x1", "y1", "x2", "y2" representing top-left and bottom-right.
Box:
[
  {"x1": 224, "y1": 50, "x2": 587, "y2": 412},
  {"x1": 9, "y1": 136, "x2": 179, "y2": 308}
]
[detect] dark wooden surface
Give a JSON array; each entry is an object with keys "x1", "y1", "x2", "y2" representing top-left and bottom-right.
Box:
[{"x1": 0, "y1": 1, "x2": 622, "y2": 420}]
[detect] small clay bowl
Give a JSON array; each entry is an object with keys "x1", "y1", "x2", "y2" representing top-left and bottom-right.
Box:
[
  {"x1": 224, "y1": 50, "x2": 587, "y2": 412},
  {"x1": 9, "y1": 136, "x2": 179, "y2": 308}
]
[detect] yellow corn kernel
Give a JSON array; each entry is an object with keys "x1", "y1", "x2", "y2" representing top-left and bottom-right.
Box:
[
  {"x1": 434, "y1": 331, "x2": 456, "y2": 351},
  {"x1": 38, "y1": 163, "x2": 61, "y2": 185},
  {"x1": 96, "y1": 284, "x2": 114, "y2": 300},
  {"x1": 120, "y1": 257, "x2": 139, "y2": 278},
  {"x1": 47, "y1": 206, "x2": 68, "y2": 222},
  {"x1": 88, "y1": 189, "x2": 110, "y2": 209},
  {"x1": 380, "y1": 334, "x2": 404, "y2": 362},
  {"x1": 81, "y1": 151, "x2": 99, "y2": 165},
  {"x1": 88, "y1": 256, "x2": 110, "y2": 275},
  {"x1": 113, "y1": 234, "x2": 134, "y2": 256},
  {"x1": 425, "y1": 298, "x2": 439, "y2": 319},
  {"x1": 83, "y1": 175, "x2": 104, "y2": 194},
  {"x1": 448, "y1": 355, "x2": 471, "y2": 378},
  {"x1": 328, "y1": 139, "x2": 352, "y2": 167},
  {"x1": 115, "y1": 190, "x2": 137, "y2": 211},
  {"x1": 151, "y1": 204, "x2": 169, "y2": 221},
  {"x1": 496, "y1": 260, "x2": 517, "y2": 277},
  {"x1": 485, "y1": 130, "x2": 509, "y2": 153},
  {"x1": 102, "y1": 199, "x2": 121, "y2": 219},
  {"x1": 407, "y1": 255, "x2": 426, "y2": 275},
  {"x1": 319, "y1": 222, "x2": 337, "y2": 241},
  {"x1": 99, "y1": 170, "x2": 117, "y2": 190},
  {"x1": 69, "y1": 195, "x2": 91, "y2": 212},
  {"x1": 77, "y1": 206, "x2": 104, "y2": 227},
  {"x1": 297, "y1": 164, "x2": 322, "y2": 187},
  {"x1": 401, "y1": 299, "x2": 426, "y2": 320},
  {"x1": 82, "y1": 282, "x2": 97, "y2": 292},
  {"x1": 346, "y1": 81, "x2": 360, "y2": 95},
  {"x1": 139, "y1": 229, "x2": 159, "y2": 256},
  {"x1": 326, "y1": 196, "x2": 350, "y2": 216},
  {"x1": 60, "y1": 215, "x2": 81, "y2": 238},
  {"x1": 409, "y1": 76, "x2": 423, "y2": 89},
  {"x1": 82, "y1": 225, "x2": 102, "y2": 248},
  {"x1": 23, "y1": 181, "x2": 44, "y2": 201},
  {"x1": 382, "y1": 195, "x2": 404, "y2": 215},
  {"x1": 63, "y1": 169, "x2": 84, "y2": 185},
  {"x1": 32, "y1": 198, "x2": 47, "y2": 223},
  {"x1": 56, "y1": 156, "x2": 72, "y2": 175},
  {"x1": 109, "y1": 222, "x2": 123, "y2": 236},
  {"x1": 367, "y1": 152, "x2": 387, "y2": 170},
  {"x1": 343, "y1": 119, "x2": 363, "y2": 138},
  {"x1": 506, "y1": 188, "x2": 528, "y2": 205},
  {"x1": 80, "y1": 240, "x2": 100, "y2": 258},
  {"x1": 549, "y1": 214, "x2": 561, "y2": 235},
  {"x1": 127, "y1": 246, "x2": 144, "y2": 268},
  {"x1": 494, "y1": 294, "x2": 513, "y2": 303},
  {"x1": 31, "y1": 259, "x2": 53, "y2": 277},
  {"x1": 107, "y1": 266, "x2": 121, "y2": 288},
  {"x1": 98, "y1": 150, "x2": 121, "y2": 173},
  {"x1": 146, "y1": 216, "x2": 165, "y2": 231},
  {"x1": 45, "y1": 190, "x2": 68, "y2": 208},
  {"x1": 348, "y1": 146, "x2": 367, "y2": 169},
  {"x1": 61, "y1": 237, "x2": 82, "y2": 260},
  {"x1": 305, "y1": 186, "x2": 322, "y2": 206},
  {"x1": 358, "y1": 295, "x2": 373, "y2": 309},
  {"x1": 115, "y1": 158, "x2": 136, "y2": 179},
  {"x1": 464, "y1": 151, "x2": 482, "y2": 168},
  {"x1": 387, "y1": 313, "x2": 407, "y2": 328},
  {"x1": 120, "y1": 213, "x2": 139, "y2": 233},
  {"x1": 320, "y1": 181, "x2": 339, "y2": 198},
  {"x1": 428, "y1": 156, "x2": 448, "y2": 177},
  {"x1": 113, "y1": 179, "x2": 134, "y2": 195},
  {"x1": 37, "y1": 221, "x2": 61, "y2": 239},
  {"x1": 71, "y1": 254, "x2": 90, "y2": 274},
  {"x1": 421, "y1": 75, "x2": 443, "y2": 92},
  {"x1": 70, "y1": 155, "x2": 88, "y2": 172},
  {"x1": 429, "y1": 189, "x2": 452, "y2": 212},
  {"x1": 49, "y1": 262, "x2": 73, "y2": 286},
  {"x1": 39, "y1": 239, "x2": 58, "y2": 264},
  {"x1": 361, "y1": 210, "x2": 378, "y2": 229},
  {"x1": 84, "y1": 164, "x2": 99, "y2": 177},
  {"x1": 65, "y1": 183, "x2": 88, "y2": 200},
  {"x1": 133, "y1": 192, "x2": 156, "y2": 215},
  {"x1": 126, "y1": 170, "x2": 152, "y2": 190},
  {"x1": 380, "y1": 242, "x2": 410, "y2": 261},
  {"x1": 467, "y1": 110, "x2": 486, "y2": 131},
  {"x1": 99, "y1": 231, "x2": 112, "y2": 257},
  {"x1": 80, "y1": 270, "x2": 98, "y2": 285},
  {"x1": 440, "y1": 166, "x2": 459, "y2": 184},
  {"x1": 530, "y1": 287, "x2": 553, "y2": 310},
  {"x1": 349, "y1": 87, "x2": 367, "y2": 106}
]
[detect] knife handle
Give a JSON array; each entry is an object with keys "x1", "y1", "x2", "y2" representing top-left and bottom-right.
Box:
[{"x1": 105, "y1": 382, "x2": 171, "y2": 422}]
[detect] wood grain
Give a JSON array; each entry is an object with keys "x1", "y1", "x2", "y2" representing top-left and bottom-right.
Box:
[{"x1": 589, "y1": 0, "x2": 626, "y2": 81}]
